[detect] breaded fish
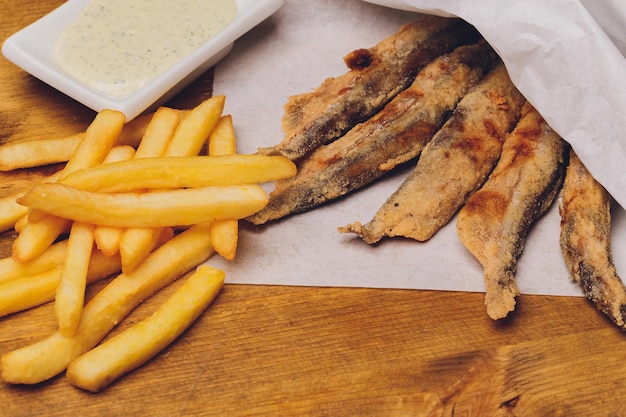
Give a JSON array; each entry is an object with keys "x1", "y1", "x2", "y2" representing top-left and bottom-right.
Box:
[
  {"x1": 456, "y1": 103, "x2": 568, "y2": 320},
  {"x1": 559, "y1": 152, "x2": 626, "y2": 328},
  {"x1": 258, "y1": 17, "x2": 481, "y2": 161},
  {"x1": 342, "y1": 63, "x2": 525, "y2": 243},
  {"x1": 247, "y1": 41, "x2": 498, "y2": 225}
]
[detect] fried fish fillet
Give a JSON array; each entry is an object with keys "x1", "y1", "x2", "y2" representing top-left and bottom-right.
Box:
[
  {"x1": 247, "y1": 41, "x2": 498, "y2": 225},
  {"x1": 258, "y1": 17, "x2": 481, "y2": 161},
  {"x1": 456, "y1": 103, "x2": 568, "y2": 320},
  {"x1": 559, "y1": 152, "x2": 626, "y2": 328},
  {"x1": 341, "y1": 63, "x2": 525, "y2": 243}
]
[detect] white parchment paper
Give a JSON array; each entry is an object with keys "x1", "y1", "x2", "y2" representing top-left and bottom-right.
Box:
[{"x1": 211, "y1": 0, "x2": 626, "y2": 297}]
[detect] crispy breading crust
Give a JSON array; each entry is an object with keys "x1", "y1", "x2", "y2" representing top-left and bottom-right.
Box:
[
  {"x1": 342, "y1": 63, "x2": 525, "y2": 243},
  {"x1": 258, "y1": 17, "x2": 481, "y2": 161},
  {"x1": 457, "y1": 103, "x2": 568, "y2": 319},
  {"x1": 247, "y1": 41, "x2": 498, "y2": 225},
  {"x1": 559, "y1": 152, "x2": 626, "y2": 328}
]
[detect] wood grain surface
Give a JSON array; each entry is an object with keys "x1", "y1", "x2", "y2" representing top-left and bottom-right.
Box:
[{"x1": 1, "y1": 2, "x2": 626, "y2": 416}]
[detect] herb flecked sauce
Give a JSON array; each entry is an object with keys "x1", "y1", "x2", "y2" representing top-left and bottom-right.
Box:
[{"x1": 55, "y1": 0, "x2": 237, "y2": 97}]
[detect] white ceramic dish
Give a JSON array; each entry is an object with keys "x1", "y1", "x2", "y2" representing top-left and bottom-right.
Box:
[{"x1": 1, "y1": 0, "x2": 284, "y2": 120}]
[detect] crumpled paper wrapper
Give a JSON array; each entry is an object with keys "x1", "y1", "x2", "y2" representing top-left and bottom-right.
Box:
[{"x1": 211, "y1": 0, "x2": 625, "y2": 297}]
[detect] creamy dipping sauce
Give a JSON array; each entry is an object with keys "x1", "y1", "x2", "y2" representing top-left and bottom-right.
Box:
[{"x1": 55, "y1": 0, "x2": 237, "y2": 97}]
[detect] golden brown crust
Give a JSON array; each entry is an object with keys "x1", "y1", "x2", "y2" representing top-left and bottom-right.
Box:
[
  {"x1": 456, "y1": 103, "x2": 568, "y2": 319},
  {"x1": 342, "y1": 63, "x2": 525, "y2": 243},
  {"x1": 258, "y1": 17, "x2": 481, "y2": 161},
  {"x1": 559, "y1": 152, "x2": 626, "y2": 328},
  {"x1": 247, "y1": 41, "x2": 498, "y2": 225}
]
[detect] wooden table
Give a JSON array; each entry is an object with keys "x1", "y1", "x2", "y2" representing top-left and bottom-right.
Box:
[{"x1": 2, "y1": 2, "x2": 625, "y2": 416}]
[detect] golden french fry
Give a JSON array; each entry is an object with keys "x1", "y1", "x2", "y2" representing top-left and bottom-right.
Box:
[
  {"x1": 92, "y1": 145, "x2": 136, "y2": 256},
  {"x1": 12, "y1": 215, "x2": 72, "y2": 263},
  {"x1": 19, "y1": 183, "x2": 268, "y2": 228},
  {"x1": 208, "y1": 115, "x2": 237, "y2": 155},
  {"x1": 117, "y1": 106, "x2": 191, "y2": 272},
  {"x1": 0, "y1": 166, "x2": 66, "y2": 233},
  {"x1": 116, "y1": 113, "x2": 154, "y2": 148},
  {"x1": 14, "y1": 110, "x2": 126, "y2": 262},
  {"x1": 208, "y1": 115, "x2": 239, "y2": 260},
  {"x1": 134, "y1": 107, "x2": 180, "y2": 159},
  {"x1": 0, "y1": 111, "x2": 149, "y2": 172},
  {"x1": 0, "y1": 134, "x2": 82, "y2": 171},
  {"x1": 1, "y1": 269, "x2": 61, "y2": 316},
  {"x1": 209, "y1": 220, "x2": 238, "y2": 261},
  {"x1": 117, "y1": 97, "x2": 222, "y2": 273},
  {"x1": 0, "y1": 192, "x2": 29, "y2": 233},
  {"x1": 117, "y1": 107, "x2": 180, "y2": 270},
  {"x1": 24, "y1": 206, "x2": 50, "y2": 224},
  {"x1": 103, "y1": 109, "x2": 179, "y2": 261},
  {"x1": 66, "y1": 265, "x2": 224, "y2": 392},
  {"x1": 119, "y1": 227, "x2": 164, "y2": 274},
  {"x1": 27, "y1": 110, "x2": 124, "y2": 219},
  {"x1": 0, "y1": 251, "x2": 121, "y2": 318},
  {"x1": 0, "y1": 240, "x2": 68, "y2": 284},
  {"x1": 56, "y1": 155, "x2": 296, "y2": 192},
  {"x1": 101, "y1": 145, "x2": 136, "y2": 163},
  {"x1": 61, "y1": 109, "x2": 126, "y2": 175},
  {"x1": 156, "y1": 227, "x2": 175, "y2": 246},
  {"x1": 118, "y1": 226, "x2": 175, "y2": 274},
  {"x1": 1, "y1": 223, "x2": 215, "y2": 384},
  {"x1": 94, "y1": 226, "x2": 124, "y2": 257},
  {"x1": 0, "y1": 166, "x2": 64, "y2": 233},
  {"x1": 55, "y1": 222, "x2": 96, "y2": 337},
  {"x1": 165, "y1": 95, "x2": 225, "y2": 157},
  {"x1": 13, "y1": 214, "x2": 28, "y2": 233}
]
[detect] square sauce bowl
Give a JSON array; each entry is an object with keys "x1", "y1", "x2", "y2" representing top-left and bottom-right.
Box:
[{"x1": 2, "y1": 0, "x2": 284, "y2": 120}]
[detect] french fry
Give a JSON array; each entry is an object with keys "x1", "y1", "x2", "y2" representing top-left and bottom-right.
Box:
[
  {"x1": 115, "y1": 107, "x2": 180, "y2": 271},
  {"x1": 0, "y1": 192, "x2": 29, "y2": 233},
  {"x1": 93, "y1": 145, "x2": 136, "y2": 256},
  {"x1": 55, "y1": 222, "x2": 96, "y2": 337},
  {"x1": 165, "y1": 95, "x2": 225, "y2": 157},
  {"x1": 1, "y1": 269, "x2": 61, "y2": 316},
  {"x1": 66, "y1": 265, "x2": 224, "y2": 392},
  {"x1": 12, "y1": 215, "x2": 72, "y2": 263},
  {"x1": 209, "y1": 220, "x2": 239, "y2": 261},
  {"x1": 208, "y1": 115, "x2": 237, "y2": 156},
  {"x1": 0, "y1": 96, "x2": 290, "y2": 388},
  {"x1": 60, "y1": 109, "x2": 126, "y2": 175},
  {"x1": 116, "y1": 113, "x2": 154, "y2": 148},
  {"x1": 118, "y1": 226, "x2": 174, "y2": 275},
  {"x1": 0, "y1": 134, "x2": 82, "y2": 172},
  {"x1": 134, "y1": 107, "x2": 180, "y2": 159},
  {"x1": 209, "y1": 115, "x2": 239, "y2": 260},
  {"x1": 13, "y1": 110, "x2": 126, "y2": 262},
  {"x1": 13, "y1": 213, "x2": 28, "y2": 233},
  {"x1": 0, "y1": 110, "x2": 149, "y2": 172},
  {"x1": 119, "y1": 227, "x2": 165, "y2": 273},
  {"x1": 119, "y1": 97, "x2": 223, "y2": 271},
  {"x1": 0, "y1": 168, "x2": 66, "y2": 233},
  {"x1": 156, "y1": 227, "x2": 175, "y2": 246},
  {"x1": 99, "y1": 226, "x2": 173, "y2": 270},
  {"x1": 209, "y1": 225, "x2": 239, "y2": 259},
  {"x1": 93, "y1": 226, "x2": 123, "y2": 257},
  {"x1": 21, "y1": 112, "x2": 125, "y2": 228},
  {"x1": 0, "y1": 240, "x2": 68, "y2": 284},
  {"x1": 0, "y1": 251, "x2": 121, "y2": 318},
  {"x1": 101, "y1": 145, "x2": 136, "y2": 163},
  {"x1": 55, "y1": 155, "x2": 297, "y2": 192},
  {"x1": 1, "y1": 223, "x2": 215, "y2": 384},
  {"x1": 94, "y1": 109, "x2": 179, "y2": 257},
  {"x1": 18, "y1": 183, "x2": 268, "y2": 228}
]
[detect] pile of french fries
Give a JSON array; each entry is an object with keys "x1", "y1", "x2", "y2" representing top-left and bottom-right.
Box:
[{"x1": 0, "y1": 96, "x2": 296, "y2": 392}]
